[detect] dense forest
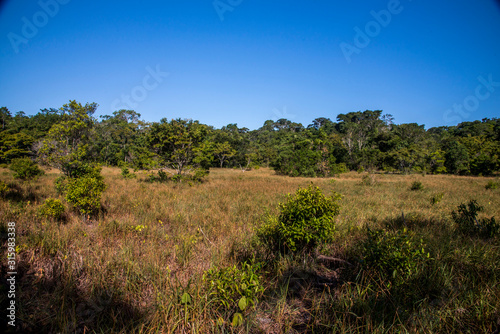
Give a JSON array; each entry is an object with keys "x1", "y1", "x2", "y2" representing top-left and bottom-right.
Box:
[{"x1": 1, "y1": 100, "x2": 499, "y2": 177}]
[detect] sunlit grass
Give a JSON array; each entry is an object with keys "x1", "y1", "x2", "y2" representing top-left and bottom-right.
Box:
[{"x1": 1, "y1": 167, "x2": 499, "y2": 333}]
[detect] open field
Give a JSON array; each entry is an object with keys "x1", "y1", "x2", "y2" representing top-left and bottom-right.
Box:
[{"x1": 1, "y1": 167, "x2": 500, "y2": 333}]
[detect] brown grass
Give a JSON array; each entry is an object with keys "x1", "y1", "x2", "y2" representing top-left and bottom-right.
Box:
[{"x1": 1, "y1": 167, "x2": 499, "y2": 333}]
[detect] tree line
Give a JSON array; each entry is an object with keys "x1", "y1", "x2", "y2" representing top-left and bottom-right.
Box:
[{"x1": 1, "y1": 101, "x2": 499, "y2": 177}]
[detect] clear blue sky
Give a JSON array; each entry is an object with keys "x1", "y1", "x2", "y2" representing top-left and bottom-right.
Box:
[{"x1": 1, "y1": 0, "x2": 499, "y2": 130}]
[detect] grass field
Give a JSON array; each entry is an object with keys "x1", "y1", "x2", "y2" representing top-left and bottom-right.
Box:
[{"x1": 1, "y1": 167, "x2": 499, "y2": 333}]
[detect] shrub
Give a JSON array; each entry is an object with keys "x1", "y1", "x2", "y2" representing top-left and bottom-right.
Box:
[
  {"x1": 65, "y1": 174, "x2": 107, "y2": 215},
  {"x1": 0, "y1": 180, "x2": 9, "y2": 197},
  {"x1": 121, "y1": 166, "x2": 136, "y2": 179},
  {"x1": 485, "y1": 180, "x2": 498, "y2": 190},
  {"x1": 203, "y1": 261, "x2": 264, "y2": 325},
  {"x1": 54, "y1": 176, "x2": 67, "y2": 195},
  {"x1": 362, "y1": 228, "x2": 429, "y2": 286},
  {"x1": 39, "y1": 198, "x2": 65, "y2": 220},
  {"x1": 330, "y1": 162, "x2": 348, "y2": 175},
  {"x1": 410, "y1": 181, "x2": 424, "y2": 191},
  {"x1": 260, "y1": 185, "x2": 341, "y2": 253},
  {"x1": 430, "y1": 193, "x2": 444, "y2": 205},
  {"x1": 451, "y1": 200, "x2": 499, "y2": 238},
  {"x1": 9, "y1": 157, "x2": 44, "y2": 181}
]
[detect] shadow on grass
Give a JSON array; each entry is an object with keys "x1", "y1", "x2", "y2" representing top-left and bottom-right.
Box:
[{"x1": 0, "y1": 254, "x2": 146, "y2": 333}]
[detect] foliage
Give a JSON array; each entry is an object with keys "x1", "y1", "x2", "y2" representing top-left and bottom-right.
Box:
[
  {"x1": 430, "y1": 192, "x2": 444, "y2": 205},
  {"x1": 451, "y1": 200, "x2": 499, "y2": 238},
  {"x1": 0, "y1": 180, "x2": 8, "y2": 197},
  {"x1": 260, "y1": 185, "x2": 341, "y2": 252},
  {"x1": 203, "y1": 261, "x2": 264, "y2": 325},
  {"x1": 9, "y1": 157, "x2": 44, "y2": 181},
  {"x1": 410, "y1": 181, "x2": 424, "y2": 191},
  {"x1": 120, "y1": 166, "x2": 136, "y2": 179},
  {"x1": 485, "y1": 180, "x2": 499, "y2": 190},
  {"x1": 39, "y1": 198, "x2": 65, "y2": 220},
  {"x1": 361, "y1": 228, "x2": 430, "y2": 285},
  {"x1": 38, "y1": 100, "x2": 97, "y2": 177},
  {"x1": 65, "y1": 169, "x2": 107, "y2": 215}
]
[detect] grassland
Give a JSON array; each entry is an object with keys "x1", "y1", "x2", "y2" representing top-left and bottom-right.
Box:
[{"x1": 1, "y1": 167, "x2": 499, "y2": 333}]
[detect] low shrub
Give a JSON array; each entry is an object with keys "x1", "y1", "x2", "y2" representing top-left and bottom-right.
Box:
[
  {"x1": 65, "y1": 173, "x2": 107, "y2": 216},
  {"x1": 0, "y1": 180, "x2": 8, "y2": 197},
  {"x1": 430, "y1": 192, "x2": 444, "y2": 205},
  {"x1": 9, "y1": 157, "x2": 44, "y2": 181},
  {"x1": 485, "y1": 180, "x2": 498, "y2": 190},
  {"x1": 361, "y1": 228, "x2": 429, "y2": 286},
  {"x1": 451, "y1": 200, "x2": 498, "y2": 238},
  {"x1": 39, "y1": 198, "x2": 65, "y2": 220},
  {"x1": 203, "y1": 261, "x2": 264, "y2": 326},
  {"x1": 259, "y1": 185, "x2": 341, "y2": 253},
  {"x1": 121, "y1": 166, "x2": 136, "y2": 179},
  {"x1": 410, "y1": 181, "x2": 424, "y2": 191}
]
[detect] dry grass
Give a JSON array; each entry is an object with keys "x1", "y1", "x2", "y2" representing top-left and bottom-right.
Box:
[{"x1": 1, "y1": 167, "x2": 499, "y2": 333}]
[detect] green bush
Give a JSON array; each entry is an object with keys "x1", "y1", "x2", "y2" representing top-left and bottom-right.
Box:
[
  {"x1": 430, "y1": 192, "x2": 444, "y2": 205},
  {"x1": 451, "y1": 200, "x2": 498, "y2": 238},
  {"x1": 410, "y1": 181, "x2": 424, "y2": 191},
  {"x1": 203, "y1": 261, "x2": 264, "y2": 325},
  {"x1": 260, "y1": 185, "x2": 341, "y2": 253},
  {"x1": 65, "y1": 173, "x2": 107, "y2": 215},
  {"x1": 330, "y1": 162, "x2": 348, "y2": 175},
  {"x1": 362, "y1": 228, "x2": 429, "y2": 285},
  {"x1": 9, "y1": 157, "x2": 44, "y2": 181},
  {"x1": 39, "y1": 198, "x2": 65, "y2": 220},
  {"x1": 120, "y1": 166, "x2": 136, "y2": 179},
  {"x1": 0, "y1": 180, "x2": 9, "y2": 197},
  {"x1": 485, "y1": 180, "x2": 498, "y2": 190}
]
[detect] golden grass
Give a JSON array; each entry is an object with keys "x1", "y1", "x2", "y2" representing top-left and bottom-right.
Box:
[{"x1": 1, "y1": 167, "x2": 499, "y2": 333}]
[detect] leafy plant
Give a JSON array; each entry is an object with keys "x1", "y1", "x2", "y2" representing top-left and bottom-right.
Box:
[
  {"x1": 451, "y1": 200, "x2": 498, "y2": 238},
  {"x1": 361, "y1": 228, "x2": 429, "y2": 285},
  {"x1": 121, "y1": 166, "x2": 136, "y2": 179},
  {"x1": 39, "y1": 198, "x2": 65, "y2": 220},
  {"x1": 410, "y1": 181, "x2": 424, "y2": 191},
  {"x1": 485, "y1": 180, "x2": 498, "y2": 190},
  {"x1": 0, "y1": 180, "x2": 8, "y2": 197},
  {"x1": 203, "y1": 261, "x2": 264, "y2": 326},
  {"x1": 260, "y1": 185, "x2": 341, "y2": 253},
  {"x1": 65, "y1": 172, "x2": 107, "y2": 215},
  {"x1": 9, "y1": 157, "x2": 44, "y2": 181},
  {"x1": 430, "y1": 192, "x2": 444, "y2": 205}
]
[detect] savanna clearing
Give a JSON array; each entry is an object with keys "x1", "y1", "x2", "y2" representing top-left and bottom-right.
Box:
[{"x1": 1, "y1": 167, "x2": 500, "y2": 333}]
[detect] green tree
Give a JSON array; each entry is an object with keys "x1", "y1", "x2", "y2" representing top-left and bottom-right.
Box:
[
  {"x1": 38, "y1": 100, "x2": 97, "y2": 177},
  {"x1": 148, "y1": 118, "x2": 210, "y2": 175}
]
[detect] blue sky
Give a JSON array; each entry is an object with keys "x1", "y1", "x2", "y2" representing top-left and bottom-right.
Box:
[{"x1": 0, "y1": 0, "x2": 499, "y2": 130}]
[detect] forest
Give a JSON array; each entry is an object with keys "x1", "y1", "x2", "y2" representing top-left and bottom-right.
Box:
[
  {"x1": 1, "y1": 100, "x2": 500, "y2": 333},
  {"x1": 1, "y1": 100, "x2": 499, "y2": 178}
]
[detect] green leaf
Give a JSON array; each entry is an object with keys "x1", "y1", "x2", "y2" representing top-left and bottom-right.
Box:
[
  {"x1": 180, "y1": 292, "x2": 192, "y2": 305},
  {"x1": 232, "y1": 312, "x2": 244, "y2": 327},
  {"x1": 238, "y1": 296, "x2": 248, "y2": 311}
]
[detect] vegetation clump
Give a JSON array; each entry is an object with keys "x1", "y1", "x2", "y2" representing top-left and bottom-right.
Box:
[
  {"x1": 259, "y1": 185, "x2": 341, "y2": 253},
  {"x1": 451, "y1": 200, "x2": 498, "y2": 238},
  {"x1": 64, "y1": 167, "x2": 107, "y2": 216},
  {"x1": 203, "y1": 262, "x2": 264, "y2": 326},
  {"x1": 361, "y1": 228, "x2": 430, "y2": 286},
  {"x1": 410, "y1": 181, "x2": 424, "y2": 191},
  {"x1": 120, "y1": 166, "x2": 136, "y2": 179},
  {"x1": 39, "y1": 198, "x2": 65, "y2": 220},
  {"x1": 9, "y1": 157, "x2": 44, "y2": 181},
  {"x1": 485, "y1": 180, "x2": 498, "y2": 190},
  {"x1": 430, "y1": 192, "x2": 444, "y2": 205}
]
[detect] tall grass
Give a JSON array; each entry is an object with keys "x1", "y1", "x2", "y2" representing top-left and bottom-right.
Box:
[{"x1": 1, "y1": 167, "x2": 499, "y2": 333}]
